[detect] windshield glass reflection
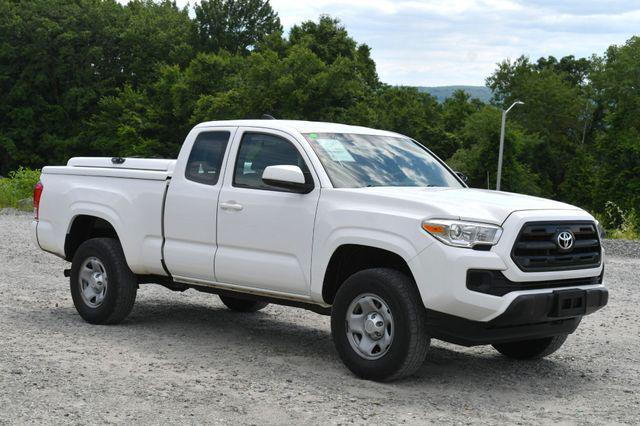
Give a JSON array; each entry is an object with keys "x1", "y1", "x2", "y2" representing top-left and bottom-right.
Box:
[{"x1": 304, "y1": 133, "x2": 462, "y2": 189}]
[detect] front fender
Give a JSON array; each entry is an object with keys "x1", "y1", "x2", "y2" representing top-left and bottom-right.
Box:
[{"x1": 310, "y1": 226, "x2": 434, "y2": 303}]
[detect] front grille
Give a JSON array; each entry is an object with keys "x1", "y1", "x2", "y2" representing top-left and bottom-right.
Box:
[{"x1": 511, "y1": 221, "x2": 602, "y2": 272}]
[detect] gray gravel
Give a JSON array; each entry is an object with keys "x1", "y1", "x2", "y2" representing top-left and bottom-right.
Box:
[
  {"x1": 1, "y1": 212, "x2": 639, "y2": 424},
  {"x1": 603, "y1": 239, "x2": 640, "y2": 259}
]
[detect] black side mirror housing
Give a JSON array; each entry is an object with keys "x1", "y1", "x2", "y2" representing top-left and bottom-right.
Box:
[
  {"x1": 262, "y1": 178, "x2": 314, "y2": 194},
  {"x1": 261, "y1": 165, "x2": 314, "y2": 194}
]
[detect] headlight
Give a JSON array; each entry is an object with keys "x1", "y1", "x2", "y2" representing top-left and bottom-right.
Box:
[{"x1": 421, "y1": 219, "x2": 503, "y2": 248}]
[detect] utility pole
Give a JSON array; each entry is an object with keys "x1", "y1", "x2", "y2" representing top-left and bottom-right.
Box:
[{"x1": 496, "y1": 101, "x2": 524, "y2": 191}]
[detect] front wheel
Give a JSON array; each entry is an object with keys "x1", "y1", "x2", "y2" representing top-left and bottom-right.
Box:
[
  {"x1": 331, "y1": 268, "x2": 429, "y2": 382},
  {"x1": 492, "y1": 334, "x2": 568, "y2": 360},
  {"x1": 70, "y1": 238, "x2": 137, "y2": 325}
]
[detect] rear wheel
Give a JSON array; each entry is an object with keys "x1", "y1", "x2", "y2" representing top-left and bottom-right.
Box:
[
  {"x1": 219, "y1": 295, "x2": 268, "y2": 313},
  {"x1": 492, "y1": 334, "x2": 568, "y2": 360},
  {"x1": 70, "y1": 238, "x2": 137, "y2": 325},
  {"x1": 331, "y1": 268, "x2": 429, "y2": 382}
]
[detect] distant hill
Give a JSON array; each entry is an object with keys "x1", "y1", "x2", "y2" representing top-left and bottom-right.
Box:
[{"x1": 417, "y1": 85, "x2": 492, "y2": 103}]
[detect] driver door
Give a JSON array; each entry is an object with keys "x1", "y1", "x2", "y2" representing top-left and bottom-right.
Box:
[{"x1": 215, "y1": 129, "x2": 321, "y2": 296}]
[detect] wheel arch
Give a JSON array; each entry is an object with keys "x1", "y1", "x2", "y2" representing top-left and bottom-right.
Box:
[
  {"x1": 321, "y1": 244, "x2": 418, "y2": 305},
  {"x1": 65, "y1": 214, "x2": 121, "y2": 261}
]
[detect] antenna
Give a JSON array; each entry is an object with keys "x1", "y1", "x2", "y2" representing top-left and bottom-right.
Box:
[{"x1": 262, "y1": 114, "x2": 276, "y2": 120}]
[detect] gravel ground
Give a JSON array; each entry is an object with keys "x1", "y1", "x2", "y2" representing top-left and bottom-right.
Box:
[
  {"x1": 1, "y1": 212, "x2": 639, "y2": 424},
  {"x1": 602, "y1": 239, "x2": 640, "y2": 259}
]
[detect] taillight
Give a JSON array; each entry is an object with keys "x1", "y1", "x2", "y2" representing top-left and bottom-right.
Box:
[{"x1": 34, "y1": 181, "x2": 43, "y2": 220}]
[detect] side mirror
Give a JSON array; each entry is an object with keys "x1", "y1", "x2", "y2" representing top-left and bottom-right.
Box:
[
  {"x1": 262, "y1": 165, "x2": 313, "y2": 194},
  {"x1": 455, "y1": 171, "x2": 469, "y2": 183}
]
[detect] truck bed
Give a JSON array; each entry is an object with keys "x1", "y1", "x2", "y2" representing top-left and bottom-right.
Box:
[{"x1": 37, "y1": 157, "x2": 175, "y2": 276}]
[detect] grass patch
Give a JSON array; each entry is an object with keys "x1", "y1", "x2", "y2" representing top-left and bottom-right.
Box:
[
  {"x1": 0, "y1": 167, "x2": 41, "y2": 210},
  {"x1": 596, "y1": 201, "x2": 640, "y2": 240}
]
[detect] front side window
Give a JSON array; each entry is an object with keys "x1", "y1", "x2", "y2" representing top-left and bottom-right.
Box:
[
  {"x1": 303, "y1": 133, "x2": 463, "y2": 188},
  {"x1": 185, "y1": 131, "x2": 231, "y2": 185},
  {"x1": 233, "y1": 132, "x2": 311, "y2": 191}
]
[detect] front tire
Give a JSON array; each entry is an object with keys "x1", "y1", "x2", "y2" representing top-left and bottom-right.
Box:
[
  {"x1": 492, "y1": 334, "x2": 568, "y2": 360},
  {"x1": 219, "y1": 295, "x2": 268, "y2": 313},
  {"x1": 331, "y1": 268, "x2": 429, "y2": 382},
  {"x1": 70, "y1": 238, "x2": 137, "y2": 325}
]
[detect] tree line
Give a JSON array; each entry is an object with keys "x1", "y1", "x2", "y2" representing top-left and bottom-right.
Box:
[{"x1": 0, "y1": 0, "x2": 638, "y2": 231}]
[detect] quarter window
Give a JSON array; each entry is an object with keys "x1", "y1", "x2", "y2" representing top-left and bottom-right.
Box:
[
  {"x1": 185, "y1": 131, "x2": 230, "y2": 185},
  {"x1": 233, "y1": 132, "x2": 312, "y2": 191}
]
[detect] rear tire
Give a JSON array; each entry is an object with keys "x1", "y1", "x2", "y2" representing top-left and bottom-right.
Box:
[
  {"x1": 70, "y1": 238, "x2": 137, "y2": 325},
  {"x1": 492, "y1": 334, "x2": 568, "y2": 360},
  {"x1": 331, "y1": 268, "x2": 429, "y2": 382},
  {"x1": 220, "y1": 295, "x2": 268, "y2": 313}
]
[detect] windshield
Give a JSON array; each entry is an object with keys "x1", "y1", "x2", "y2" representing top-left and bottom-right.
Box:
[{"x1": 303, "y1": 133, "x2": 463, "y2": 189}]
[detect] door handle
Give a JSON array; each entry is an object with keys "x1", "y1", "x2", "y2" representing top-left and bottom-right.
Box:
[{"x1": 220, "y1": 201, "x2": 244, "y2": 211}]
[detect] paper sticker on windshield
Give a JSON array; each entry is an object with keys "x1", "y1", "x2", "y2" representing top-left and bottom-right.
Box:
[{"x1": 317, "y1": 138, "x2": 355, "y2": 162}]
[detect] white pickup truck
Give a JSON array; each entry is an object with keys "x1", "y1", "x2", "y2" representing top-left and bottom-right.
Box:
[{"x1": 33, "y1": 120, "x2": 608, "y2": 381}]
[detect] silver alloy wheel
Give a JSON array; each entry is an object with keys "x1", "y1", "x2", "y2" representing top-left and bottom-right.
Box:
[
  {"x1": 345, "y1": 293, "x2": 394, "y2": 360},
  {"x1": 78, "y1": 257, "x2": 108, "y2": 308}
]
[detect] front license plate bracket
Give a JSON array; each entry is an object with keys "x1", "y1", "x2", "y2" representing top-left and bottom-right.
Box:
[{"x1": 551, "y1": 289, "x2": 587, "y2": 317}]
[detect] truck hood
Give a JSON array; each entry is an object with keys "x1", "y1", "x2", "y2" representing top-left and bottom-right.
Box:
[{"x1": 351, "y1": 187, "x2": 583, "y2": 225}]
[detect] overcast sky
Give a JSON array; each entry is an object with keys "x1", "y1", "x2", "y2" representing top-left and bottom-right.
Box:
[{"x1": 170, "y1": 0, "x2": 640, "y2": 86}]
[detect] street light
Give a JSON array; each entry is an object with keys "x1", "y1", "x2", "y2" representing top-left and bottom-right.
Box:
[{"x1": 496, "y1": 100, "x2": 524, "y2": 191}]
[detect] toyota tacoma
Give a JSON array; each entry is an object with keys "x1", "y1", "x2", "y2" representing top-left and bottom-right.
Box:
[{"x1": 32, "y1": 120, "x2": 608, "y2": 381}]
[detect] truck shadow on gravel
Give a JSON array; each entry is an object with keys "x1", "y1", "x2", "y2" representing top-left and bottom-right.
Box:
[
  {"x1": 96, "y1": 298, "x2": 337, "y2": 359},
  {"x1": 52, "y1": 297, "x2": 593, "y2": 388},
  {"x1": 415, "y1": 344, "x2": 590, "y2": 387}
]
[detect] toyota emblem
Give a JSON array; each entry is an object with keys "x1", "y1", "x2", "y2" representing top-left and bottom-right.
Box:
[{"x1": 557, "y1": 231, "x2": 574, "y2": 250}]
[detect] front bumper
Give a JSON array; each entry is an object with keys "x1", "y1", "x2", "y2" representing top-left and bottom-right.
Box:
[
  {"x1": 426, "y1": 287, "x2": 608, "y2": 346},
  {"x1": 408, "y1": 210, "x2": 606, "y2": 322}
]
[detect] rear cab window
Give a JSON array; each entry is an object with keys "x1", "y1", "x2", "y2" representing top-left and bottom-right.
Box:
[{"x1": 185, "y1": 131, "x2": 231, "y2": 185}]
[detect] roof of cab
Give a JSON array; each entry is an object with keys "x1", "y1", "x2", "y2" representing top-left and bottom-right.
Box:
[{"x1": 193, "y1": 119, "x2": 403, "y2": 137}]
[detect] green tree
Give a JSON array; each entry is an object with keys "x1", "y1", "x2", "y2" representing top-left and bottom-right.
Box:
[
  {"x1": 485, "y1": 55, "x2": 592, "y2": 200},
  {"x1": 87, "y1": 86, "x2": 162, "y2": 158},
  {"x1": 193, "y1": 0, "x2": 281, "y2": 54},
  {"x1": 289, "y1": 16, "x2": 379, "y2": 89},
  {"x1": 591, "y1": 37, "x2": 640, "y2": 225},
  {"x1": 448, "y1": 106, "x2": 547, "y2": 195},
  {"x1": 442, "y1": 89, "x2": 484, "y2": 134},
  {"x1": 120, "y1": 0, "x2": 195, "y2": 87},
  {"x1": 0, "y1": 0, "x2": 197, "y2": 173},
  {"x1": 370, "y1": 86, "x2": 457, "y2": 159},
  {"x1": 534, "y1": 55, "x2": 591, "y2": 87},
  {"x1": 84, "y1": 16, "x2": 380, "y2": 155},
  {"x1": 0, "y1": 0, "x2": 124, "y2": 172}
]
